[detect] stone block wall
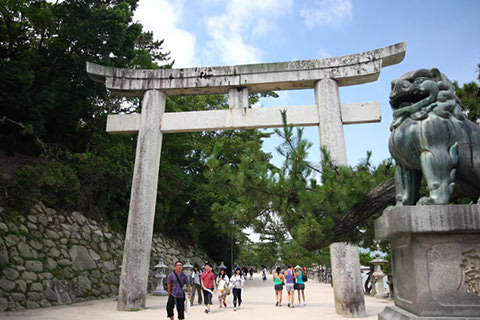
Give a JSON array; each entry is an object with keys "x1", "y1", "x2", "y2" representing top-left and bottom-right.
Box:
[{"x1": 0, "y1": 202, "x2": 209, "y2": 312}]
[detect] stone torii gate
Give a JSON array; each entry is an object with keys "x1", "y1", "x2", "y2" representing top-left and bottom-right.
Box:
[{"x1": 86, "y1": 42, "x2": 405, "y2": 315}]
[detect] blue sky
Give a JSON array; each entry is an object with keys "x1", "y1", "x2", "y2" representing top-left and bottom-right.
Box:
[{"x1": 134, "y1": 0, "x2": 480, "y2": 172}]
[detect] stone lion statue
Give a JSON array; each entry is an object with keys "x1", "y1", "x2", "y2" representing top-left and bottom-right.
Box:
[{"x1": 389, "y1": 68, "x2": 480, "y2": 205}]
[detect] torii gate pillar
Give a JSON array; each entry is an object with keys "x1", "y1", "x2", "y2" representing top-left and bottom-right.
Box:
[
  {"x1": 315, "y1": 78, "x2": 366, "y2": 316},
  {"x1": 86, "y1": 41, "x2": 406, "y2": 314},
  {"x1": 116, "y1": 90, "x2": 166, "y2": 310}
]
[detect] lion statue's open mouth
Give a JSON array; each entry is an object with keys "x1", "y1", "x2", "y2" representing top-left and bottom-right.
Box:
[{"x1": 388, "y1": 68, "x2": 480, "y2": 205}]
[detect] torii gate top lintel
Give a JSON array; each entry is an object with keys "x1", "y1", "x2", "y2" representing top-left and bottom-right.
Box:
[{"x1": 86, "y1": 42, "x2": 405, "y2": 97}]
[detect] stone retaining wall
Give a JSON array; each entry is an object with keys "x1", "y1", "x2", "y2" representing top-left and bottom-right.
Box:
[{"x1": 0, "y1": 202, "x2": 209, "y2": 312}]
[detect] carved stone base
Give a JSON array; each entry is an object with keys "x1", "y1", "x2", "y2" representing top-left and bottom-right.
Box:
[
  {"x1": 378, "y1": 306, "x2": 480, "y2": 320},
  {"x1": 375, "y1": 205, "x2": 480, "y2": 319}
]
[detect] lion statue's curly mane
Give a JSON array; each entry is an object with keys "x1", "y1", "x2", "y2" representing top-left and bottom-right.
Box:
[{"x1": 389, "y1": 68, "x2": 480, "y2": 205}]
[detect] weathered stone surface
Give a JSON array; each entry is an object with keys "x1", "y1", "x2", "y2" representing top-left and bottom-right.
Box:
[
  {"x1": 17, "y1": 242, "x2": 38, "y2": 258},
  {"x1": 46, "y1": 230, "x2": 60, "y2": 239},
  {"x1": 30, "y1": 282, "x2": 43, "y2": 292},
  {"x1": 62, "y1": 267, "x2": 74, "y2": 279},
  {"x1": 3, "y1": 267, "x2": 19, "y2": 280},
  {"x1": 39, "y1": 299, "x2": 51, "y2": 307},
  {"x1": 376, "y1": 205, "x2": 480, "y2": 318},
  {"x1": 26, "y1": 301, "x2": 40, "y2": 308},
  {"x1": 22, "y1": 271, "x2": 38, "y2": 281},
  {"x1": 99, "y1": 242, "x2": 108, "y2": 252},
  {"x1": 58, "y1": 259, "x2": 72, "y2": 266},
  {"x1": 27, "y1": 215, "x2": 37, "y2": 223},
  {"x1": 0, "y1": 222, "x2": 9, "y2": 233},
  {"x1": 0, "y1": 279, "x2": 16, "y2": 291},
  {"x1": 74, "y1": 276, "x2": 92, "y2": 296},
  {"x1": 69, "y1": 245, "x2": 96, "y2": 271},
  {"x1": 45, "y1": 287, "x2": 57, "y2": 301},
  {"x1": 0, "y1": 297, "x2": 8, "y2": 312},
  {"x1": 72, "y1": 211, "x2": 87, "y2": 225},
  {"x1": 29, "y1": 239, "x2": 43, "y2": 250},
  {"x1": 46, "y1": 257, "x2": 57, "y2": 270},
  {"x1": 102, "y1": 261, "x2": 117, "y2": 272},
  {"x1": 49, "y1": 248, "x2": 61, "y2": 258},
  {"x1": 44, "y1": 239, "x2": 55, "y2": 248},
  {"x1": 16, "y1": 280, "x2": 27, "y2": 292},
  {"x1": 27, "y1": 222, "x2": 37, "y2": 230},
  {"x1": 11, "y1": 293, "x2": 26, "y2": 302},
  {"x1": 38, "y1": 214, "x2": 48, "y2": 226},
  {"x1": 87, "y1": 42, "x2": 406, "y2": 97},
  {"x1": 25, "y1": 260, "x2": 43, "y2": 272},
  {"x1": 39, "y1": 272, "x2": 54, "y2": 280},
  {"x1": 5, "y1": 234, "x2": 20, "y2": 247},
  {"x1": 54, "y1": 280, "x2": 74, "y2": 304},
  {"x1": 0, "y1": 241, "x2": 8, "y2": 265},
  {"x1": 88, "y1": 249, "x2": 101, "y2": 261}
]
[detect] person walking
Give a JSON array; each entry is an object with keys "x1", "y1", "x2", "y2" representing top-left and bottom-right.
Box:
[
  {"x1": 273, "y1": 267, "x2": 285, "y2": 307},
  {"x1": 201, "y1": 263, "x2": 216, "y2": 314},
  {"x1": 284, "y1": 264, "x2": 296, "y2": 308},
  {"x1": 166, "y1": 261, "x2": 191, "y2": 320},
  {"x1": 216, "y1": 268, "x2": 229, "y2": 308},
  {"x1": 230, "y1": 267, "x2": 245, "y2": 311},
  {"x1": 295, "y1": 265, "x2": 306, "y2": 306},
  {"x1": 249, "y1": 267, "x2": 254, "y2": 280},
  {"x1": 190, "y1": 264, "x2": 203, "y2": 306}
]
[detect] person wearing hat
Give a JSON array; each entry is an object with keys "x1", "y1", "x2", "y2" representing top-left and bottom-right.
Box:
[
  {"x1": 230, "y1": 267, "x2": 245, "y2": 311},
  {"x1": 294, "y1": 265, "x2": 306, "y2": 306}
]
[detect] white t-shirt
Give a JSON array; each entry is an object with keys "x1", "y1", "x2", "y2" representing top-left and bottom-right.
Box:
[
  {"x1": 217, "y1": 275, "x2": 229, "y2": 292},
  {"x1": 230, "y1": 274, "x2": 245, "y2": 289}
]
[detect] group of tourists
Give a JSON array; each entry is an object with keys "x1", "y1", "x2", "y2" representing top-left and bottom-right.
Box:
[
  {"x1": 166, "y1": 260, "x2": 308, "y2": 320},
  {"x1": 167, "y1": 261, "x2": 247, "y2": 320},
  {"x1": 273, "y1": 264, "x2": 307, "y2": 308}
]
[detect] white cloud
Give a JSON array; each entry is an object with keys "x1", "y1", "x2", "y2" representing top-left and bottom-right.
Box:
[
  {"x1": 202, "y1": 0, "x2": 293, "y2": 66},
  {"x1": 133, "y1": 0, "x2": 197, "y2": 67},
  {"x1": 300, "y1": 0, "x2": 353, "y2": 29}
]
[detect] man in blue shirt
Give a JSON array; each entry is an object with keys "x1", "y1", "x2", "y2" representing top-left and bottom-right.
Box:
[{"x1": 167, "y1": 261, "x2": 191, "y2": 320}]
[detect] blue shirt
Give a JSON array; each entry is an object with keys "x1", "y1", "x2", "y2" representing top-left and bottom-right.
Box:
[{"x1": 167, "y1": 271, "x2": 189, "y2": 298}]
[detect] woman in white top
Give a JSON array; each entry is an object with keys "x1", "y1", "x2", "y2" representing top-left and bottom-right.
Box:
[
  {"x1": 217, "y1": 268, "x2": 229, "y2": 308},
  {"x1": 230, "y1": 267, "x2": 245, "y2": 311}
]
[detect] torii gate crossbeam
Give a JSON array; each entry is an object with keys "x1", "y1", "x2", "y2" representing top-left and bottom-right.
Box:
[{"x1": 86, "y1": 42, "x2": 406, "y2": 315}]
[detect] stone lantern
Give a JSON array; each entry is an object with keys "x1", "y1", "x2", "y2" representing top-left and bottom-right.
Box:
[
  {"x1": 152, "y1": 260, "x2": 168, "y2": 296},
  {"x1": 371, "y1": 258, "x2": 388, "y2": 298},
  {"x1": 183, "y1": 259, "x2": 193, "y2": 275},
  {"x1": 218, "y1": 261, "x2": 226, "y2": 273}
]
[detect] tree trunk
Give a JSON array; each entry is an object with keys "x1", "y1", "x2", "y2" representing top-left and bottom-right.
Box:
[{"x1": 325, "y1": 178, "x2": 395, "y2": 247}]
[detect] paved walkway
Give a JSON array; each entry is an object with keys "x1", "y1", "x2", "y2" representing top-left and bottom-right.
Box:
[{"x1": 2, "y1": 274, "x2": 392, "y2": 319}]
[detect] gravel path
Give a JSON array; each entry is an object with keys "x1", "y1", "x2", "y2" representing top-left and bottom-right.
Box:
[{"x1": 2, "y1": 273, "x2": 393, "y2": 319}]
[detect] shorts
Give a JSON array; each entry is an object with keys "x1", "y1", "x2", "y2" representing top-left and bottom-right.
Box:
[
  {"x1": 274, "y1": 284, "x2": 283, "y2": 291},
  {"x1": 296, "y1": 283, "x2": 305, "y2": 290},
  {"x1": 285, "y1": 283, "x2": 294, "y2": 292}
]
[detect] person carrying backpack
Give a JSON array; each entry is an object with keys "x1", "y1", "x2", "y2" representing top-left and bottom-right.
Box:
[{"x1": 166, "y1": 261, "x2": 191, "y2": 320}]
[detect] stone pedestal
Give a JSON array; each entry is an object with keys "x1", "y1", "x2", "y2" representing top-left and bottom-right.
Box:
[{"x1": 375, "y1": 205, "x2": 480, "y2": 320}]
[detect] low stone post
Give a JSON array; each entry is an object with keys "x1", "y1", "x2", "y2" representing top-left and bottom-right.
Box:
[
  {"x1": 315, "y1": 78, "x2": 366, "y2": 317},
  {"x1": 117, "y1": 90, "x2": 166, "y2": 311}
]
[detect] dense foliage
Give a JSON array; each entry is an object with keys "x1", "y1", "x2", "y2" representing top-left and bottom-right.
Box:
[{"x1": 0, "y1": 0, "x2": 274, "y2": 264}]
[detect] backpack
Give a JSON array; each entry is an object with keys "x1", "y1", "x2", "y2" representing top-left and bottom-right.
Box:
[{"x1": 302, "y1": 272, "x2": 308, "y2": 282}]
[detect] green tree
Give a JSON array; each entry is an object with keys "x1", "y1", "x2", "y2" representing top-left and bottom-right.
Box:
[
  {"x1": 0, "y1": 0, "x2": 170, "y2": 155},
  {"x1": 454, "y1": 75, "x2": 480, "y2": 122}
]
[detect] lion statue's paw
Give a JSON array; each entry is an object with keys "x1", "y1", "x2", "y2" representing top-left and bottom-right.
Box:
[{"x1": 417, "y1": 197, "x2": 435, "y2": 206}]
